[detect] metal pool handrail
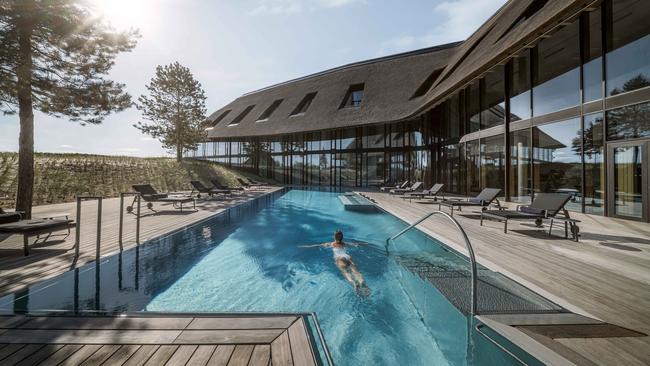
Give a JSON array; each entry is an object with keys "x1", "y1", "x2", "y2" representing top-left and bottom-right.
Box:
[{"x1": 384, "y1": 210, "x2": 479, "y2": 315}]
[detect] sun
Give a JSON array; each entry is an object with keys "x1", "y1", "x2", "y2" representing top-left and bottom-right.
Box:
[{"x1": 89, "y1": 0, "x2": 157, "y2": 32}]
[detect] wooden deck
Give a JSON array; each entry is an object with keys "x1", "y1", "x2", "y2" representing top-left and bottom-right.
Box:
[
  {"x1": 0, "y1": 187, "x2": 283, "y2": 297},
  {"x1": 363, "y1": 191, "x2": 650, "y2": 366},
  {"x1": 0, "y1": 313, "x2": 318, "y2": 365}
]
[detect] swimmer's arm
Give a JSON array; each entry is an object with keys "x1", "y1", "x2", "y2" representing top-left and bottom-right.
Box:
[
  {"x1": 348, "y1": 241, "x2": 370, "y2": 247},
  {"x1": 298, "y1": 242, "x2": 330, "y2": 248}
]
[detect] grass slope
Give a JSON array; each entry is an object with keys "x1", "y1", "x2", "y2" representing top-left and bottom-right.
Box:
[{"x1": 0, "y1": 152, "x2": 258, "y2": 207}]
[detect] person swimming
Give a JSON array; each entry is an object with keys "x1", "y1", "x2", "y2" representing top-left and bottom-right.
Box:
[{"x1": 300, "y1": 230, "x2": 371, "y2": 296}]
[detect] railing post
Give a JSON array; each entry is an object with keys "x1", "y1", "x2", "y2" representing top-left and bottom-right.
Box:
[
  {"x1": 75, "y1": 197, "x2": 82, "y2": 258},
  {"x1": 96, "y1": 197, "x2": 102, "y2": 262},
  {"x1": 74, "y1": 196, "x2": 103, "y2": 262},
  {"x1": 118, "y1": 192, "x2": 141, "y2": 247}
]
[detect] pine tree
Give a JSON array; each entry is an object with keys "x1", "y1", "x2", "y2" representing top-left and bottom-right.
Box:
[
  {"x1": 0, "y1": 0, "x2": 138, "y2": 217},
  {"x1": 134, "y1": 62, "x2": 207, "y2": 162}
]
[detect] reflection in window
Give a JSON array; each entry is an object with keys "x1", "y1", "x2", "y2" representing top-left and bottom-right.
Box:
[
  {"x1": 390, "y1": 152, "x2": 405, "y2": 183},
  {"x1": 582, "y1": 113, "x2": 604, "y2": 215},
  {"x1": 509, "y1": 130, "x2": 531, "y2": 203},
  {"x1": 363, "y1": 126, "x2": 384, "y2": 149},
  {"x1": 606, "y1": 101, "x2": 650, "y2": 141},
  {"x1": 481, "y1": 66, "x2": 506, "y2": 129},
  {"x1": 533, "y1": 118, "x2": 582, "y2": 212},
  {"x1": 532, "y1": 21, "x2": 580, "y2": 116},
  {"x1": 466, "y1": 140, "x2": 481, "y2": 195},
  {"x1": 606, "y1": 0, "x2": 650, "y2": 96},
  {"x1": 466, "y1": 83, "x2": 481, "y2": 132},
  {"x1": 480, "y1": 135, "x2": 505, "y2": 192},
  {"x1": 363, "y1": 152, "x2": 385, "y2": 187},
  {"x1": 338, "y1": 153, "x2": 358, "y2": 186},
  {"x1": 509, "y1": 52, "x2": 531, "y2": 121},
  {"x1": 583, "y1": 8, "x2": 603, "y2": 102}
]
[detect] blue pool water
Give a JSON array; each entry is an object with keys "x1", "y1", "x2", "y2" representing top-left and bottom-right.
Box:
[{"x1": 0, "y1": 189, "x2": 545, "y2": 365}]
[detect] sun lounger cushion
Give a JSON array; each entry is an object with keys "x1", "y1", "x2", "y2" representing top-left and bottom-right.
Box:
[
  {"x1": 0, "y1": 210, "x2": 22, "y2": 225},
  {"x1": 0, "y1": 219, "x2": 73, "y2": 234},
  {"x1": 520, "y1": 206, "x2": 545, "y2": 215}
]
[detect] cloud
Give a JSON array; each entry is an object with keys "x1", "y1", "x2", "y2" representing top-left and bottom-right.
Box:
[
  {"x1": 118, "y1": 147, "x2": 142, "y2": 152},
  {"x1": 378, "y1": 0, "x2": 507, "y2": 55},
  {"x1": 251, "y1": 0, "x2": 365, "y2": 15},
  {"x1": 139, "y1": 137, "x2": 157, "y2": 142},
  {"x1": 59, "y1": 144, "x2": 74, "y2": 149}
]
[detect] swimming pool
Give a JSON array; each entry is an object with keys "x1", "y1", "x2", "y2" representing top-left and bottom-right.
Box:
[{"x1": 0, "y1": 189, "x2": 552, "y2": 365}]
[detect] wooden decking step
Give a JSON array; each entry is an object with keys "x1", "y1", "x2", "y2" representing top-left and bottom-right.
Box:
[{"x1": 0, "y1": 313, "x2": 320, "y2": 366}]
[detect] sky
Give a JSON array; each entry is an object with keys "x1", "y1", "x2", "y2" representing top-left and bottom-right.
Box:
[{"x1": 0, "y1": 0, "x2": 507, "y2": 157}]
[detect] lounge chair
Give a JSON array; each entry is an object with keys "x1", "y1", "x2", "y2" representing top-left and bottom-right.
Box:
[
  {"x1": 210, "y1": 179, "x2": 244, "y2": 192},
  {"x1": 247, "y1": 177, "x2": 267, "y2": 186},
  {"x1": 400, "y1": 183, "x2": 445, "y2": 201},
  {"x1": 190, "y1": 181, "x2": 231, "y2": 198},
  {"x1": 237, "y1": 177, "x2": 262, "y2": 189},
  {"x1": 0, "y1": 209, "x2": 74, "y2": 256},
  {"x1": 437, "y1": 188, "x2": 502, "y2": 216},
  {"x1": 130, "y1": 184, "x2": 195, "y2": 212},
  {"x1": 480, "y1": 193, "x2": 578, "y2": 239},
  {"x1": 380, "y1": 180, "x2": 409, "y2": 192},
  {"x1": 390, "y1": 181, "x2": 424, "y2": 195}
]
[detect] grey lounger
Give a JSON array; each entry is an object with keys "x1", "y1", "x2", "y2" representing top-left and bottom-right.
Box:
[
  {"x1": 131, "y1": 184, "x2": 195, "y2": 212},
  {"x1": 211, "y1": 179, "x2": 245, "y2": 192},
  {"x1": 237, "y1": 177, "x2": 262, "y2": 189},
  {"x1": 438, "y1": 188, "x2": 502, "y2": 216},
  {"x1": 0, "y1": 215, "x2": 75, "y2": 256},
  {"x1": 390, "y1": 181, "x2": 424, "y2": 195},
  {"x1": 247, "y1": 178, "x2": 266, "y2": 186},
  {"x1": 480, "y1": 193, "x2": 578, "y2": 239},
  {"x1": 400, "y1": 183, "x2": 445, "y2": 201},
  {"x1": 190, "y1": 180, "x2": 231, "y2": 198},
  {"x1": 380, "y1": 181, "x2": 409, "y2": 192}
]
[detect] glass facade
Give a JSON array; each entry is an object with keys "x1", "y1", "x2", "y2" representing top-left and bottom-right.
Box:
[{"x1": 189, "y1": 1, "x2": 650, "y2": 220}]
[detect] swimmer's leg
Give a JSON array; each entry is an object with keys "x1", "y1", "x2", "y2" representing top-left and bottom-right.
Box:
[{"x1": 335, "y1": 259, "x2": 355, "y2": 287}]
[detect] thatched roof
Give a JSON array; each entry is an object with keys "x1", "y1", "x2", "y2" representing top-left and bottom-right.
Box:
[{"x1": 207, "y1": 0, "x2": 594, "y2": 140}]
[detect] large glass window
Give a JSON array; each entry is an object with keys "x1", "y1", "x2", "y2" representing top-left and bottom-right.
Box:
[
  {"x1": 583, "y1": 113, "x2": 605, "y2": 215},
  {"x1": 583, "y1": 8, "x2": 603, "y2": 102},
  {"x1": 509, "y1": 52, "x2": 531, "y2": 121},
  {"x1": 338, "y1": 153, "x2": 357, "y2": 186},
  {"x1": 606, "y1": 0, "x2": 650, "y2": 96},
  {"x1": 509, "y1": 130, "x2": 532, "y2": 203},
  {"x1": 533, "y1": 21, "x2": 581, "y2": 115},
  {"x1": 606, "y1": 101, "x2": 650, "y2": 141},
  {"x1": 480, "y1": 135, "x2": 505, "y2": 191},
  {"x1": 481, "y1": 66, "x2": 506, "y2": 129},
  {"x1": 533, "y1": 118, "x2": 583, "y2": 212},
  {"x1": 363, "y1": 126, "x2": 385, "y2": 149}
]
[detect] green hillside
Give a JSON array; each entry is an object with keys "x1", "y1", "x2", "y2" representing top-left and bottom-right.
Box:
[{"x1": 0, "y1": 152, "x2": 263, "y2": 208}]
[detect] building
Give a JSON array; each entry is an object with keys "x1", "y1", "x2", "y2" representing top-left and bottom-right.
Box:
[{"x1": 188, "y1": 0, "x2": 650, "y2": 222}]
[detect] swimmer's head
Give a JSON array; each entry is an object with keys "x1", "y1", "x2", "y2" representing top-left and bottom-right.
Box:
[{"x1": 333, "y1": 230, "x2": 343, "y2": 243}]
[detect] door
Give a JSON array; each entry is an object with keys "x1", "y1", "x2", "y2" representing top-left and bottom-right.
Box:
[{"x1": 607, "y1": 140, "x2": 649, "y2": 221}]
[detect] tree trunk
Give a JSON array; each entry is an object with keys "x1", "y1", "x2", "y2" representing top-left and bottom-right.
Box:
[
  {"x1": 15, "y1": 3, "x2": 35, "y2": 219},
  {"x1": 176, "y1": 105, "x2": 182, "y2": 162}
]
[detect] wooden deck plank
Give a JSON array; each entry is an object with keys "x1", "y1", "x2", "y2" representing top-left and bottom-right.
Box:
[
  {"x1": 122, "y1": 345, "x2": 159, "y2": 366},
  {"x1": 101, "y1": 345, "x2": 141, "y2": 366},
  {"x1": 174, "y1": 329, "x2": 283, "y2": 344},
  {"x1": 186, "y1": 345, "x2": 216, "y2": 366},
  {"x1": 270, "y1": 331, "x2": 293, "y2": 366},
  {"x1": 37, "y1": 344, "x2": 83, "y2": 366},
  {"x1": 0, "y1": 344, "x2": 26, "y2": 361},
  {"x1": 248, "y1": 345, "x2": 270, "y2": 366},
  {"x1": 0, "y1": 329, "x2": 182, "y2": 344},
  {"x1": 79, "y1": 344, "x2": 121, "y2": 365},
  {"x1": 143, "y1": 345, "x2": 178, "y2": 366},
  {"x1": 187, "y1": 317, "x2": 298, "y2": 330},
  {"x1": 58, "y1": 344, "x2": 101, "y2": 366},
  {"x1": 226, "y1": 345, "x2": 254, "y2": 366},
  {"x1": 165, "y1": 345, "x2": 197, "y2": 366},
  {"x1": 287, "y1": 320, "x2": 315, "y2": 366},
  {"x1": 1, "y1": 344, "x2": 43, "y2": 366},
  {"x1": 14, "y1": 344, "x2": 63, "y2": 366},
  {"x1": 206, "y1": 345, "x2": 235, "y2": 366},
  {"x1": 19, "y1": 316, "x2": 193, "y2": 330}
]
